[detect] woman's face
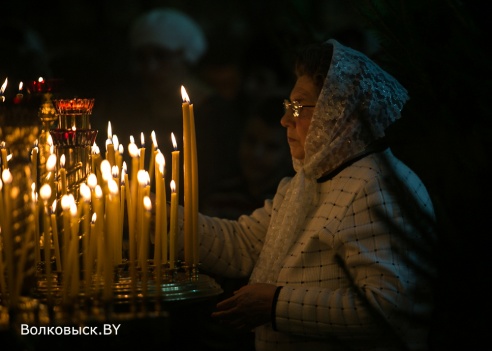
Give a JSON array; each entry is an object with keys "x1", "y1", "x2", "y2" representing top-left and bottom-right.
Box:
[{"x1": 280, "y1": 75, "x2": 319, "y2": 160}]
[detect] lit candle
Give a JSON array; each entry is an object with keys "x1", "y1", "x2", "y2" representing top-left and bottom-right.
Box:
[
  {"x1": 148, "y1": 131, "x2": 158, "y2": 187},
  {"x1": 189, "y1": 102, "x2": 199, "y2": 266},
  {"x1": 142, "y1": 196, "x2": 152, "y2": 298},
  {"x1": 80, "y1": 183, "x2": 92, "y2": 293},
  {"x1": 108, "y1": 178, "x2": 122, "y2": 264},
  {"x1": 128, "y1": 137, "x2": 139, "y2": 239},
  {"x1": 31, "y1": 143, "x2": 38, "y2": 191},
  {"x1": 120, "y1": 169, "x2": 126, "y2": 261},
  {"x1": 171, "y1": 133, "x2": 180, "y2": 203},
  {"x1": 91, "y1": 143, "x2": 102, "y2": 185},
  {"x1": 137, "y1": 170, "x2": 147, "y2": 268},
  {"x1": 60, "y1": 194, "x2": 72, "y2": 303},
  {"x1": 154, "y1": 152, "x2": 167, "y2": 266},
  {"x1": 113, "y1": 134, "x2": 122, "y2": 171},
  {"x1": 106, "y1": 121, "x2": 116, "y2": 167},
  {"x1": 30, "y1": 182, "x2": 41, "y2": 266},
  {"x1": 39, "y1": 184, "x2": 52, "y2": 296},
  {"x1": 1, "y1": 169, "x2": 15, "y2": 305},
  {"x1": 139, "y1": 132, "x2": 146, "y2": 170},
  {"x1": 13, "y1": 81, "x2": 24, "y2": 104},
  {"x1": 169, "y1": 180, "x2": 178, "y2": 270},
  {"x1": 1, "y1": 145, "x2": 8, "y2": 171},
  {"x1": 181, "y1": 86, "x2": 192, "y2": 265},
  {"x1": 59, "y1": 154, "x2": 67, "y2": 196},
  {"x1": 69, "y1": 202, "x2": 80, "y2": 299},
  {"x1": 117, "y1": 143, "x2": 124, "y2": 173},
  {"x1": 51, "y1": 200, "x2": 61, "y2": 272},
  {"x1": 46, "y1": 154, "x2": 57, "y2": 203}
]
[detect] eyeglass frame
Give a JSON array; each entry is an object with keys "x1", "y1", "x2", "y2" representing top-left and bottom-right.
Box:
[{"x1": 283, "y1": 99, "x2": 316, "y2": 118}]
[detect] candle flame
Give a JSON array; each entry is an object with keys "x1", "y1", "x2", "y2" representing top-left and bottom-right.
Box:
[
  {"x1": 128, "y1": 142, "x2": 139, "y2": 158},
  {"x1": 95, "y1": 185, "x2": 103, "y2": 199},
  {"x1": 170, "y1": 179, "x2": 176, "y2": 193},
  {"x1": 38, "y1": 77, "x2": 44, "y2": 83},
  {"x1": 122, "y1": 161, "x2": 127, "y2": 173},
  {"x1": 156, "y1": 152, "x2": 165, "y2": 175},
  {"x1": 181, "y1": 85, "x2": 190, "y2": 103},
  {"x1": 40, "y1": 183, "x2": 52, "y2": 201},
  {"x1": 1, "y1": 78, "x2": 7, "y2": 93},
  {"x1": 52, "y1": 200, "x2": 57, "y2": 213},
  {"x1": 108, "y1": 179, "x2": 119, "y2": 195},
  {"x1": 100, "y1": 160, "x2": 112, "y2": 181},
  {"x1": 130, "y1": 135, "x2": 135, "y2": 144},
  {"x1": 107, "y1": 121, "x2": 113, "y2": 139},
  {"x1": 80, "y1": 183, "x2": 91, "y2": 202},
  {"x1": 18, "y1": 81, "x2": 23, "y2": 91},
  {"x1": 119, "y1": 143, "x2": 124, "y2": 154},
  {"x1": 137, "y1": 169, "x2": 148, "y2": 186},
  {"x1": 143, "y1": 196, "x2": 152, "y2": 211},
  {"x1": 70, "y1": 202, "x2": 78, "y2": 217},
  {"x1": 60, "y1": 154, "x2": 66, "y2": 168},
  {"x1": 92, "y1": 213, "x2": 97, "y2": 224},
  {"x1": 151, "y1": 130, "x2": 158, "y2": 148},
  {"x1": 87, "y1": 173, "x2": 97, "y2": 189},
  {"x1": 171, "y1": 132, "x2": 178, "y2": 150},
  {"x1": 112, "y1": 165, "x2": 119, "y2": 178},
  {"x1": 92, "y1": 143, "x2": 100, "y2": 155},
  {"x1": 61, "y1": 194, "x2": 71, "y2": 211},
  {"x1": 140, "y1": 132, "x2": 145, "y2": 147},
  {"x1": 47, "y1": 154, "x2": 57, "y2": 171},
  {"x1": 113, "y1": 134, "x2": 119, "y2": 150},
  {"x1": 2, "y1": 169, "x2": 12, "y2": 183}
]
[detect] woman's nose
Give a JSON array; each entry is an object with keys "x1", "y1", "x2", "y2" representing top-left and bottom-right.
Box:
[{"x1": 280, "y1": 111, "x2": 293, "y2": 127}]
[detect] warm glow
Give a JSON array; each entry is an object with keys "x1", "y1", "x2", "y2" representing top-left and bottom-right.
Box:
[
  {"x1": 171, "y1": 133, "x2": 178, "y2": 150},
  {"x1": 107, "y1": 121, "x2": 113, "y2": 139},
  {"x1": 1, "y1": 78, "x2": 7, "y2": 93},
  {"x1": 137, "y1": 169, "x2": 148, "y2": 186},
  {"x1": 130, "y1": 135, "x2": 135, "y2": 144},
  {"x1": 46, "y1": 154, "x2": 57, "y2": 171},
  {"x1": 143, "y1": 196, "x2": 152, "y2": 211},
  {"x1": 70, "y1": 202, "x2": 77, "y2": 217},
  {"x1": 39, "y1": 183, "x2": 52, "y2": 201},
  {"x1": 140, "y1": 132, "x2": 145, "y2": 147},
  {"x1": 108, "y1": 179, "x2": 118, "y2": 195},
  {"x1": 60, "y1": 154, "x2": 66, "y2": 168},
  {"x1": 100, "y1": 159, "x2": 111, "y2": 181},
  {"x1": 156, "y1": 152, "x2": 165, "y2": 175},
  {"x1": 151, "y1": 131, "x2": 158, "y2": 148},
  {"x1": 118, "y1": 144, "x2": 124, "y2": 154},
  {"x1": 18, "y1": 81, "x2": 23, "y2": 91},
  {"x1": 80, "y1": 183, "x2": 91, "y2": 202},
  {"x1": 61, "y1": 194, "x2": 71, "y2": 211},
  {"x1": 2, "y1": 169, "x2": 12, "y2": 183},
  {"x1": 128, "y1": 142, "x2": 139, "y2": 158},
  {"x1": 181, "y1": 85, "x2": 190, "y2": 103},
  {"x1": 105, "y1": 138, "x2": 112, "y2": 151},
  {"x1": 112, "y1": 165, "x2": 119, "y2": 178},
  {"x1": 52, "y1": 199, "x2": 57, "y2": 213},
  {"x1": 113, "y1": 134, "x2": 119, "y2": 150},
  {"x1": 95, "y1": 185, "x2": 103, "y2": 199},
  {"x1": 92, "y1": 143, "x2": 100, "y2": 155},
  {"x1": 170, "y1": 180, "x2": 176, "y2": 193},
  {"x1": 91, "y1": 213, "x2": 97, "y2": 224},
  {"x1": 87, "y1": 173, "x2": 97, "y2": 189}
]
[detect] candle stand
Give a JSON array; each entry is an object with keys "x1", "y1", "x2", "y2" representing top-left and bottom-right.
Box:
[{"x1": 1, "y1": 84, "x2": 223, "y2": 343}]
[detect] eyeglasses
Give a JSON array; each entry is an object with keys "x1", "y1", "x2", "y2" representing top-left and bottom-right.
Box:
[{"x1": 283, "y1": 99, "x2": 315, "y2": 118}]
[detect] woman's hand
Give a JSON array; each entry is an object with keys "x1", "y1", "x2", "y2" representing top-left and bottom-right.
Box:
[{"x1": 211, "y1": 283, "x2": 278, "y2": 331}]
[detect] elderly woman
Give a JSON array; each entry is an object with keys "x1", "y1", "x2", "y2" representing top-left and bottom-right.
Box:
[{"x1": 176, "y1": 39, "x2": 436, "y2": 351}]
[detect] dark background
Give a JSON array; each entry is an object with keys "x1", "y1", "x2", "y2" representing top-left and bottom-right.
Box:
[{"x1": 1, "y1": 1, "x2": 491, "y2": 350}]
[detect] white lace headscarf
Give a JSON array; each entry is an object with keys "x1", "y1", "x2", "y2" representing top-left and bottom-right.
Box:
[{"x1": 250, "y1": 39, "x2": 409, "y2": 284}]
